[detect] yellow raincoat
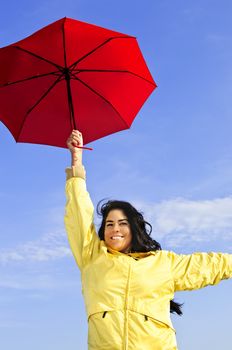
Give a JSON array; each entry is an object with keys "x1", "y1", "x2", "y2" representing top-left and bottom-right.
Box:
[{"x1": 64, "y1": 172, "x2": 232, "y2": 350}]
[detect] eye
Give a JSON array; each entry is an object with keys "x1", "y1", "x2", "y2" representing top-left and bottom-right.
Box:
[{"x1": 106, "y1": 223, "x2": 113, "y2": 227}]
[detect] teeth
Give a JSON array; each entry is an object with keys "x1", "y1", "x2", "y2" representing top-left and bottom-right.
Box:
[{"x1": 111, "y1": 236, "x2": 123, "y2": 240}]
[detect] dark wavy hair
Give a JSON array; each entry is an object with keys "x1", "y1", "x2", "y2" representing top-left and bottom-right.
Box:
[{"x1": 97, "y1": 199, "x2": 183, "y2": 316}]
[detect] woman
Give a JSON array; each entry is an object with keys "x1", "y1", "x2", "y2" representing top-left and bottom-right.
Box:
[{"x1": 64, "y1": 130, "x2": 232, "y2": 350}]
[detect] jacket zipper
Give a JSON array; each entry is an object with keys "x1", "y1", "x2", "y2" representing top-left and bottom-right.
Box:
[{"x1": 123, "y1": 261, "x2": 132, "y2": 350}]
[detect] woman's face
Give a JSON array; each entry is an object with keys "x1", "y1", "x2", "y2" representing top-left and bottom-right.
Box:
[{"x1": 104, "y1": 209, "x2": 132, "y2": 253}]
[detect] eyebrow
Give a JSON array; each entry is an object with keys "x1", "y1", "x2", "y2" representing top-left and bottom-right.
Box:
[{"x1": 105, "y1": 219, "x2": 128, "y2": 223}]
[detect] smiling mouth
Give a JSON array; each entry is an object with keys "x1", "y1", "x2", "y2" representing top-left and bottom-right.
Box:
[{"x1": 111, "y1": 236, "x2": 124, "y2": 240}]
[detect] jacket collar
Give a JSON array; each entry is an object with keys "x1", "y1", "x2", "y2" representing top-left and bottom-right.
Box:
[{"x1": 102, "y1": 242, "x2": 158, "y2": 259}]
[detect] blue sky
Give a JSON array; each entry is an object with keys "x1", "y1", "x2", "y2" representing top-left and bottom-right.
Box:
[{"x1": 0, "y1": 0, "x2": 232, "y2": 349}]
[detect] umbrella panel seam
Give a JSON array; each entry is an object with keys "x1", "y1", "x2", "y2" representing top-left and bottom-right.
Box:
[
  {"x1": 12, "y1": 46, "x2": 64, "y2": 70},
  {"x1": 16, "y1": 75, "x2": 63, "y2": 141},
  {"x1": 69, "y1": 36, "x2": 135, "y2": 71},
  {"x1": 74, "y1": 69, "x2": 156, "y2": 86},
  {"x1": 0, "y1": 71, "x2": 61, "y2": 88},
  {"x1": 73, "y1": 75, "x2": 130, "y2": 129}
]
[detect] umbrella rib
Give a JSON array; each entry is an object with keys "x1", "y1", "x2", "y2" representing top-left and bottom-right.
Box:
[
  {"x1": 13, "y1": 46, "x2": 64, "y2": 71},
  {"x1": 69, "y1": 36, "x2": 134, "y2": 70},
  {"x1": 16, "y1": 75, "x2": 63, "y2": 141},
  {"x1": 0, "y1": 71, "x2": 61, "y2": 88},
  {"x1": 75, "y1": 69, "x2": 156, "y2": 86},
  {"x1": 73, "y1": 76, "x2": 130, "y2": 128}
]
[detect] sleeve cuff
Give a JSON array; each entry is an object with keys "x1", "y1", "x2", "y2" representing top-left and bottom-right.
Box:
[{"x1": 65, "y1": 165, "x2": 86, "y2": 181}]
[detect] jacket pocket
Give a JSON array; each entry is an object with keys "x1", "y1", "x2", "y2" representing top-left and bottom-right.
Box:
[
  {"x1": 144, "y1": 314, "x2": 176, "y2": 333},
  {"x1": 88, "y1": 310, "x2": 124, "y2": 349},
  {"x1": 88, "y1": 311, "x2": 108, "y2": 322}
]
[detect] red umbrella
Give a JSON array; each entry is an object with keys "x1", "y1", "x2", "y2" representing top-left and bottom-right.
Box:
[{"x1": 0, "y1": 17, "x2": 156, "y2": 148}]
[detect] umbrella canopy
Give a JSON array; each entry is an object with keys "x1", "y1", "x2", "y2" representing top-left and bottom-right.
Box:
[{"x1": 0, "y1": 17, "x2": 156, "y2": 148}]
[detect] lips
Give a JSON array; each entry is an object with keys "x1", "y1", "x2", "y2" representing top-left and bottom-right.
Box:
[{"x1": 111, "y1": 235, "x2": 124, "y2": 240}]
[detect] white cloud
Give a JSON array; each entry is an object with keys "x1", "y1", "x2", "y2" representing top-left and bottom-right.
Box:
[
  {"x1": 134, "y1": 196, "x2": 232, "y2": 247},
  {"x1": 0, "y1": 230, "x2": 71, "y2": 265},
  {"x1": 2, "y1": 195, "x2": 232, "y2": 260}
]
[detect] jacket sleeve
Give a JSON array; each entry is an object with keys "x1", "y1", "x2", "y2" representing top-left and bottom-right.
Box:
[
  {"x1": 64, "y1": 167, "x2": 100, "y2": 270},
  {"x1": 168, "y1": 251, "x2": 232, "y2": 291}
]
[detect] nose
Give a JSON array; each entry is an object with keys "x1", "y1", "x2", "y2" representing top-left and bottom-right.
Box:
[{"x1": 113, "y1": 223, "x2": 120, "y2": 232}]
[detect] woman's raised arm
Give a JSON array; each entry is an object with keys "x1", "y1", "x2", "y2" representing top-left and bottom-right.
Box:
[{"x1": 64, "y1": 130, "x2": 100, "y2": 270}]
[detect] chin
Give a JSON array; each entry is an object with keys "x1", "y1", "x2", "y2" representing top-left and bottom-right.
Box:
[
  {"x1": 111, "y1": 245, "x2": 123, "y2": 251},
  {"x1": 108, "y1": 243, "x2": 124, "y2": 251}
]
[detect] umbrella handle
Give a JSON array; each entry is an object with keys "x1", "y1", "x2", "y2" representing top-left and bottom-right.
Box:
[
  {"x1": 77, "y1": 146, "x2": 93, "y2": 151},
  {"x1": 72, "y1": 143, "x2": 93, "y2": 151}
]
